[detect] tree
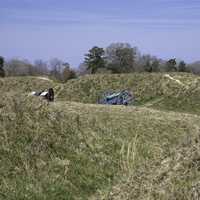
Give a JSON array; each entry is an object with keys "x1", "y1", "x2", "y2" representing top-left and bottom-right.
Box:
[
  {"x1": 115, "y1": 47, "x2": 135, "y2": 72},
  {"x1": 140, "y1": 55, "x2": 152, "y2": 72},
  {"x1": 0, "y1": 56, "x2": 5, "y2": 77},
  {"x1": 188, "y1": 61, "x2": 200, "y2": 75},
  {"x1": 49, "y1": 58, "x2": 63, "y2": 80},
  {"x1": 5, "y1": 58, "x2": 34, "y2": 76},
  {"x1": 106, "y1": 43, "x2": 131, "y2": 61},
  {"x1": 49, "y1": 59, "x2": 75, "y2": 82},
  {"x1": 34, "y1": 59, "x2": 48, "y2": 75},
  {"x1": 105, "y1": 43, "x2": 136, "y2": 73},
  {"x1": 77, "y1": 63, "x2": 90, "y2": 76},
  {"x1": 165, "y1": 59, "x2": 177, "y2": 72},
  {"x1": 61, "y1": 63, "x2": 76, "y2": 82},
  {"x1": 178, "y1": 61, "x2": 187, "y2": 72},
  {"x1": 84, "y1": 46, "x2": 105, "y2": 74},
  {"x1": 144, "y1": 60, "x2": 152, "y2": 72},
  {"x1": 151, "y1": 59, "x2": 160, "y2": 72}
]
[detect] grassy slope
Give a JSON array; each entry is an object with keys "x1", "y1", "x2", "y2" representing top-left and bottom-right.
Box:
[
  {"x1": 57, "y1": 73, "x2": 200, "y2": 115},
  {"x1": 57, "y1": 73, "x2": 165, "y2": 104},
  {"x1": 0, "y1": 73, "x2": 200, "y2": 199},
  {"x1": 0, "y1": 76, "x2": 55, "y2": 93},
  {"x1": 1, "y1": 73, "x2": 199, "y2": 114}
]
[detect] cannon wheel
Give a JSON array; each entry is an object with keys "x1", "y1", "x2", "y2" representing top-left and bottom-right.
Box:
[{"x1": 46, "y1": 88, "x2": 54, "y2": 102}]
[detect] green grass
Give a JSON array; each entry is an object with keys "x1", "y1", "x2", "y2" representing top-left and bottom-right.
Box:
[
  {"x1": 55, "y1": 73, "x2": 200, "y2": 114},
  {"x1": 0, "y1": 76, "x2": 56, "y2": 93},
  {"x1": 0, "y1": 73, "x2": 200, "y2": 199}
]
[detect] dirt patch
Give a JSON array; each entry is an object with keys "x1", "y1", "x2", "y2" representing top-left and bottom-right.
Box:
[{"x1": 36, "y1": 77, "x2": 53, "y2": 82}]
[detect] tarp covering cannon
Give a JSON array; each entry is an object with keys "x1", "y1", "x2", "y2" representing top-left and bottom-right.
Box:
[{"x1": 98, "y1": 90, "x2": 134, "y2": 105}]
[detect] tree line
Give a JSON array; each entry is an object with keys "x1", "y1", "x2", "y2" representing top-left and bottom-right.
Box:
[
  {"x1": 83, "y1": 43, "x2": 190, "y2": 74},
  {"x1": 0, "y1": 57, "x2": 76, "y2": 82},
  {"x1": 0, "y1": 42, "x2": 199, "y2": 80}
]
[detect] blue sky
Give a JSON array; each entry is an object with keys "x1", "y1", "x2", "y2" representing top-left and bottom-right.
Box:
[{"x1": 1, "y1": 0, "x2": 200, "y2": 67}]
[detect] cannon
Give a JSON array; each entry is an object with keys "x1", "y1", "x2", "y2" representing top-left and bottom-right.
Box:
[
  {"x1": 31, "y1": 88, "x2": 54, "y2": 102},
  {"x1": 98, "y1": 90, "x2": 134, "y2": 105}
]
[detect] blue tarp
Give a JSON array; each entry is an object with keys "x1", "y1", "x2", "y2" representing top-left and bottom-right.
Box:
[
  {"x1": 99, "y1": 90, "x2": 133, "y2": 105},
  {"x1": 106, "y1": 92, "x2": 121, "y2": 99}
]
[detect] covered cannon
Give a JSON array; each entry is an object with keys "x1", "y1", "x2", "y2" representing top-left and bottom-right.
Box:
[{"x1": 98, "y1": 90, "x2": 134, "y2": 105}]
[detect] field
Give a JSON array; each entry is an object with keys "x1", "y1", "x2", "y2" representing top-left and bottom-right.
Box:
[{"x1": 0, "y1": 73, "x2": 200, "y2": 199}]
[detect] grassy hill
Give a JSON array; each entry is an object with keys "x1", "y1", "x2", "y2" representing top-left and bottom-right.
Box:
[
  {"x1": 0, "y1": 76, "x2": 55, "y2": 93},
  {"x1": 57, "y1": 73, "x2": 200, "y2": 114},
  {"x1": 1, "y1": 73, "x2": 200, "y2": 114},
  {"x1": 0, "y1": 73, "x2": 200, "y2": 199}
]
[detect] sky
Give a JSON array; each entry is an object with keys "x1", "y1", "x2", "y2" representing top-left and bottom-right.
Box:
[{"x1": 0, "y1": 0, "x2": 200, "y2": 67}]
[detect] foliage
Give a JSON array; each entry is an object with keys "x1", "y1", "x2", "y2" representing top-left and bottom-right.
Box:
[
  {"x1": 105, "y1": 43, "x2": 136, "y2": 73},
  {"x1": 34, "y1": 59, "x2": 49, "y2": 75},
  {"x1": 84, "y1": 46, "x2": 106, "y2": 74},
  {"x1": 48, "y1": 60, "x2": 77, "y2": 82},
  {"x1": 5, "y1": 59, "x2": 36, "y2": 76},
  {"x1": 49, "y1": 58, "x2": 64, "y2": 80},
  {"x1": 188, "y1": 61, "x2": 200, "y2": 75},
  {"x1": 143, "y1": 60, "x2": 152, "y2": 72},
  {"x1": 77, "y1": 63, "x2": 90, "y2": 76},
  {"x1": 178, "y1": 60, "x2": 187, "y2": 72},
  {"x1": 165, "y1": 58, "x2": 177, "y2": 72},
  {"x1": 142, "y1": 57, "x2": 161, "y2": 72},
  {"x1": 4, "y1": 58, "x2": 77, "y2": 82},
  {"x1": 61, "y1": 65, "x2": 76, "y2": 82},
  {"x1": 0, "y1": 56, "x2": 5, "y2": 77},
  {"x1": 152, "y1": 59, "x2": 160, "y2": 72}
]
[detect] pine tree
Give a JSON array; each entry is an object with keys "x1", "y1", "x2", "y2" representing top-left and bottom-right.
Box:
[
  {"x1": 178, "y1": 61, "x2": 187, "y2": 72},
  {"x1": 166, "y1": 59, "x2": 177, "y2": 72},
  {"x1": 0, "y1": 56, "x2": 5, "y2": 77},
  {"x1": 84, "y1": 46, "x2": 105, "y2": 74}
]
